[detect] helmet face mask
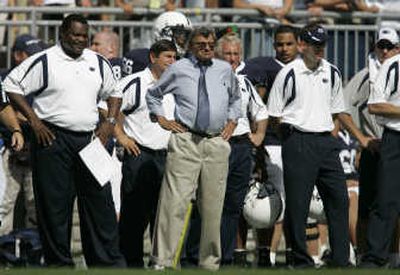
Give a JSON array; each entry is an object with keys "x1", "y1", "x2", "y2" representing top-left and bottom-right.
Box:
[
  {"x1": 153, "y1": 11, "x2": 192, "y2": 56},
  {"x1": 243, "y1": 180, "x2": 283, "y2": 229}
]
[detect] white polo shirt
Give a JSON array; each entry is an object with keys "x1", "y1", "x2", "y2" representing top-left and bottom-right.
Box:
[
  {"x1": 234, "y1": 64, "x2": 268, "y2": 136},
  {"x1": 118, "y1": 67, "x2": 174, "y2": 150},
  {"x1": 4, "y1": 44, "x2": 119, "y2": 132},
  {"x1": 267, "y1": 57, "x2": 345, "y2": 132},
  {"x1": 368, "y1": 54, "x2": 400, "y2": 131}
]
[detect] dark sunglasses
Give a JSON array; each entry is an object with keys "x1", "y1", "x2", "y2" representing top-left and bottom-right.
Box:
[
  {"x1": 377, "y1": 40, "x2": 396, "y2": 50},
  {"x1": 193, "y1": 42, "x2": 215, "y2": 50}
]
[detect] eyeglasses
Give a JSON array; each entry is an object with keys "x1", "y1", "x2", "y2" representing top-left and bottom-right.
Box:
[
  {"x1": 376, "y1": 40, "x2": 396, "y2": 50},
  {"x1": 193, "y1": 42, "x2": 215, "y2": 50}
]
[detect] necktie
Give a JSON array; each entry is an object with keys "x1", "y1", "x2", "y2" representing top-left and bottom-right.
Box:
[{"x1": 195, "y1": 65, "x2": 210, "y2": 132}]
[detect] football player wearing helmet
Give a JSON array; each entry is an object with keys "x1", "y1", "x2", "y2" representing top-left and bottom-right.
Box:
[
  {"x1": 153, "y1": 11, "x2": 193, "y2": 56},
  {"x1": 122, "y1": 11, "x2": 192, "y2": 77}
]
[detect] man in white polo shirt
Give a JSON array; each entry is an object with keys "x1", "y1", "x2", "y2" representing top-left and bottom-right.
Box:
[
  {"x1": 267, "y1": 23, "x2": 371, "y2": 268},
  {"x1": 3, "y1": 14, "x2": 126, "y2": 267},
  {"x1": 344, "y1": 26, "x2": 400, "y2": 263},
  {"x1": 361, "y1": 41, "x2": 400, "y2": 268},
  {"x1": 115, "y1": 39, "x2": 177, "y2": 268}
]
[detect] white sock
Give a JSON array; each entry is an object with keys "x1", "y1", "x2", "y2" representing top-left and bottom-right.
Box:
[
  {"x1": 349, "y1": 244, "x2": 356, "y2": 266},
  {"x1": 319, "y1": 244, "x2": 329, "y2": 258},
  {"x1": 312, "y1": 255, "x2": 322, "y2": 265},
  {"x1": 270, "y1": 251, "x2": 276, "y2": 266}
]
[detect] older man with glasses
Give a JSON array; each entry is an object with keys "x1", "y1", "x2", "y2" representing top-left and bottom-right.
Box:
[{"x1": 146, "y1": 27, "x2": 241, "y2": 271}]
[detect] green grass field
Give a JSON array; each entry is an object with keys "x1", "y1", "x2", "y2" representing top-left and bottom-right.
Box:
[{"x1": 2, "y1": 268, "x2": 400, "y2": 275}]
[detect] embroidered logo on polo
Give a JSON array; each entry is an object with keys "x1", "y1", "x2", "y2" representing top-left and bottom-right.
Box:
[
  {"x1": 322, "y1": 78, "x2": 329, "y2": 83},
  {"x1": 89, "y1": 67, "x2": 95, "y2": 72}
]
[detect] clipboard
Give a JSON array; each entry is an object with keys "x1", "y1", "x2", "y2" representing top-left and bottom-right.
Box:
[{"x1": 79, "y1": 137, "x2": 114, "y2": 187}]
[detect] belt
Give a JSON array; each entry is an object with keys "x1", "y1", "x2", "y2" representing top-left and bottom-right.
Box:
[
  {"x1": 230, "y1": 133, "x2": 250, "y2": 143},
  {"x1": 178, "y1": 122, "x2": 220, "y2": 138},
  {"x1": 137, "y1": 144, "x2": 167, "y2": 155},
  {"x1": 281, "y1": 123, "x2": 330, "y2": 136},
  {"x1": 384, "y1": 127, "x2": 400, "y2": 135},
  {"x1": 43, "y1": 121, "x2": 93, "y2": 136}
]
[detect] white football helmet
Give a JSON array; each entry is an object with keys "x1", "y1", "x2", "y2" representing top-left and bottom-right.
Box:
[
  {"x1": 309, "y1": 187, "x2": 326, "y2": 221},
  {"x1": 153, "y1": 11, "x2": 192, "y2": 55},
  {"x1": 243, "y1": 180, "x2": 283, "y2": 229}
]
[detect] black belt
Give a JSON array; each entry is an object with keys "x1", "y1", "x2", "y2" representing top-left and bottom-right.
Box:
[
  {"x1": 43, "y1": 121, "x2": 93, "y2": 136},
  {"x1": 230, "y1": 133, "x2": 250, "y2": 143},
  {"x1": 281, "y1": 123, "x2": 331, "y2": 136},
  {"x1": 178, "y1": 122, "x2": 220, "y2": 138},
  {"x1": 384, "y1": 127, "x2": 400, "y2": 135},
  {"x1": 137, "y1": 144, "x2": 167, "y2": 155}
]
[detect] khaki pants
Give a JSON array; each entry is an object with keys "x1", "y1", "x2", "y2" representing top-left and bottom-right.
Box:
[
  {"x1": 152, "y1": 132, "x2": 230, "y2": 270},
  {"x1": 0, "y1": 149, "x2": 36, "y2": 236}
]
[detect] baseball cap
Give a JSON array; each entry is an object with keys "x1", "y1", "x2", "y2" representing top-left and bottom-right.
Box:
[
  {"x1": 377, "y1": 27, "x2": 399, "y2": 45},
  {"x1": 300, "y1": 24, "x2": 328, "y2": 46},
  {"x1": 12, "y1": 34, "x2": 46, "y2": 56}
]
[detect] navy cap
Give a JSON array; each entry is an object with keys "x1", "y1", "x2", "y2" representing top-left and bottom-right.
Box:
[
  {"x1": 13, "y1": 34, "x2": 46, "y2": 56},
  {"x1": 300, "y1": 24, "x2": 328, "y2": 45}
]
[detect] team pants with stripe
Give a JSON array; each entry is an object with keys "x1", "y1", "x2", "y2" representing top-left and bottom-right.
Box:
[{"x1": 31, "y1": 123, "x2": 125, "y2": 267}]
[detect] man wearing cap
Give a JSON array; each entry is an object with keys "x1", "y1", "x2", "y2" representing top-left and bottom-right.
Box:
[
  {"x1": 344, "y1": 26, "x2": 400, "y2": 263},
  {"x1": 0, "y1": 78, "x2": 25, "y2": 232},
  {"x1": 267, "y1": 23, "x2": 371, "y2": 268},
  {"x1": 11, "y1": 34, "x2": 47, "y2": 66},
  {"x1": 0, "y1": 34, "x2": 46, "y2": 236},
  {"x1": 359, "y1": 27, "x2": 400, "y2": 268}
]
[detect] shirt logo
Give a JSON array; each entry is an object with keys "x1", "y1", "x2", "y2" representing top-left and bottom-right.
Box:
[
  {"x1": 322, "y1": 78, "x2": 329, "y2": 83},
  {"x1": 89, "y1": 67, "x2": 95, "y2": 72}
]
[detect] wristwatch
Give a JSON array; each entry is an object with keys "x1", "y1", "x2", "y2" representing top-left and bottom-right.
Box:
[{"x1": 105, "y1": 117, "x2": 117, "y2": 126}]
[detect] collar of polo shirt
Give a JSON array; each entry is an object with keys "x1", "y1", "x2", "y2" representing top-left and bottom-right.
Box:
[
  {"x1": 299, "y1": 57, "x2": 329, "y2": 73},
  {"x1": 145, "y1": 67, "x2": 157, "y2": 84},
  {"x1": 235, "y1": 61, "x2": 245, "y2": 74},
  {"x1": 55, "y1": 43, "x2": 87, "y2": 61}
]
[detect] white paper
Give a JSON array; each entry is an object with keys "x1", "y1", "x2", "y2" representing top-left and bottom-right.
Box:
[{"x1": 79, "y1": 137, "x2": 114, "y2": 187}]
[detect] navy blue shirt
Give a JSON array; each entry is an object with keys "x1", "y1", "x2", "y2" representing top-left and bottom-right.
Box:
[
  {"x1": 338, "y1": 129, "x2": 359, "y2": 181},
  {"x1": 122, "y1": 48, "x2": 150, "y2": 76},
  {"x1": 109, "y1": 57, "x2": 124, "y2": 80}
]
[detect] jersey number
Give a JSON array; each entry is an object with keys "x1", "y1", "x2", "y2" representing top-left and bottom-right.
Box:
[{"x1": 339, "y1": 149, "x2": 357, "y2": 174}]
